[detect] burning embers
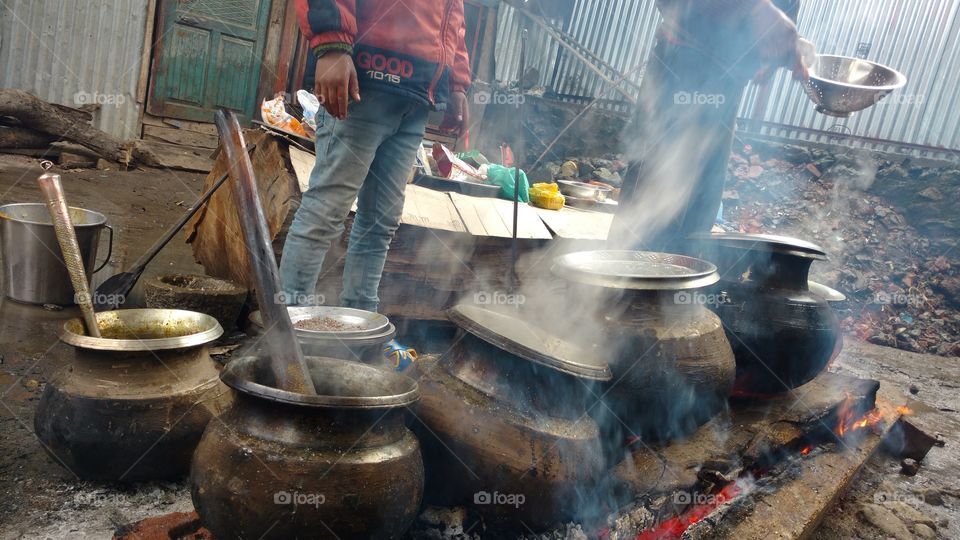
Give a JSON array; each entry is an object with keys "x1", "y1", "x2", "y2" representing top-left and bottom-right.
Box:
[{"x1": 633, "y1": 399, "x2": 913, "y2": 540}]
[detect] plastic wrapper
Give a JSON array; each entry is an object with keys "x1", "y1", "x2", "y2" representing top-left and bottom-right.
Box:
[
  {"x1": 296, "y1": 90, "x2": 321, "y2": 130},
  {"x1": 261, "y1": 95, "x2": 308, "y2": 138},
  {"x1": 432, "y1": 142, "x2": 486, "y2": 183}
]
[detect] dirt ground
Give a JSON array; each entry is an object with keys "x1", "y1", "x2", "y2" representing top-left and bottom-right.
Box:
[{"x1": 0, "y1": 155, "x2": 957, "y2": 539}]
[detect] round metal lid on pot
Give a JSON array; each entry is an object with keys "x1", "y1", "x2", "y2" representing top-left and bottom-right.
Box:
[
  {"x1": 447, "y1": 303, "x2": 612, "y2": 381},
  {"x1": 249, "y1": 306, "x2": 390, "y2": 338},
  {"x1": 691, "y1": 232, "x2": 827, "y2": 260},
  {"x1": 551, "y1": 250, "x2": 719, "y2": 291}
]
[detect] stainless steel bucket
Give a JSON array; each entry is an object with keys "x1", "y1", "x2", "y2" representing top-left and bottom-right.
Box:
[{"x1": 0, "y1": 203, "x2": 112, "y2": 305}]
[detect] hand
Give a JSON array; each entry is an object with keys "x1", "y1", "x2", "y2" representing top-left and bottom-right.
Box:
[
  {"x1": 749, "y1": 1, "x2": 807, "y2": 82},
  {"x1": 439, "y1": 91, "x2": 470, "y2": 136},
  {"x1": 314, "y1": 51, "x2": 360, "y2": 120}
]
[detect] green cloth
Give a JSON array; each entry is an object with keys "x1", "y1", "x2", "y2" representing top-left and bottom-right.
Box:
[{"x1": 486, "y1": 164, "x2": 529, "y2": 203}]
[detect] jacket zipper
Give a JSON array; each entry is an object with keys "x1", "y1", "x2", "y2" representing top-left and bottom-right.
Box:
[{"x1": 428, "y1": 0, "x2": 455, "y2": 105}]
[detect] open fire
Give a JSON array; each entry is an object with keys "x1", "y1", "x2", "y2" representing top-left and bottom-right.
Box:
[{"x1": 633, "y1": 400, "x2": 913, "y2": 540}]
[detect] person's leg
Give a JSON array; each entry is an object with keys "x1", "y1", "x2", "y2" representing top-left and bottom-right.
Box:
[
  {"x1": 610, "y1": 39, "x2": 746, "y2": 254},
  {"x1": 279, "y1": 93, "x2": 402, "y2": 304},
  {"x1": 339, "y1": 101, "x2": 429, "y2": 312}
]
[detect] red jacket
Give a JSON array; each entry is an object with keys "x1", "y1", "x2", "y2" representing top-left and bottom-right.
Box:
[{"x1": 296, "y1": 0, "x2": 472, "y2": 109}]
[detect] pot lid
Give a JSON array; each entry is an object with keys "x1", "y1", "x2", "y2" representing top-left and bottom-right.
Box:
[
  {"x1": 249, "y1": 306, "x2": 390, "y2": 338},
  {"x1": 692, "y1": 232, "x2": 827, "y2": 260},
  {"x1": 447, "y1": 304, "x2": 612, "y2": 381},
  {"x1": 551, "y1": 250, "x2": 719, "y2": 291}
]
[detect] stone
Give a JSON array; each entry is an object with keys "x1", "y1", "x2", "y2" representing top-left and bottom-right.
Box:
[
  {"x1": 918, "y1": 187, "x2": 944, "y2": 201},
  {"x1": 900, "y1": 458, "x2": 921, "y2": 476},
  {"x1": 95, "y1": 158, "x2": 111, "y2": 171},
  {"x1": 559, "y1": 160, "x2": 578, "y2": 178},
  {"x1": 859, "y1": 503, "x2": 913, "y2": 540},
  {"x1": 913, "y1": 524, "x2": 936, "y2": 538},
  {"x1": 883, "y1": 500, "x2": 937, "y2": 528}
]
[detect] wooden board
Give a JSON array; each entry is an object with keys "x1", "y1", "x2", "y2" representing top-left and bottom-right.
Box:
[
  {"x1": 143, "y1": 124, "x2": 219, "y2": 149},
  {"x1": 449, "y1": 192, "x2": 552, "y2": 239},
  {"x1": 536, "y1": 206, "x2": 612, "y2": 240},
  {"x1": 185, "y1": 130, "x2": 297, "y2": 288},
  {"x1": 289, "y1": 146, "x2": 314, "y2": 193},
  {"x1": 401, "y1": 185, "x2": 467, "y2": 233},
  {"x1": 137, "y1": 140, "x2": 214, "y2": 172}
]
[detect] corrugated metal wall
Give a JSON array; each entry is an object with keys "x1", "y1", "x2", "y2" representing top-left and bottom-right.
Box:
[
  {"x1": 495, "y1": 0, "x2": 960, "y2": 156},
  {"x1": 0, "y1": 0, "x2": 150, "y2": 139}
]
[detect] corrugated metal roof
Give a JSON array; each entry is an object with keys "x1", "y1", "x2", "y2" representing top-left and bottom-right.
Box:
[
  {"x1": 495, "y1": 0, "x2": 960, "y2": 156},
  {"x1": 0, "y1": 0, "x2": 149, "y2": 139}
]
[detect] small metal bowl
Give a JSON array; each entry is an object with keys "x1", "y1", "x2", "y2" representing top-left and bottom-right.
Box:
[
  {"x1": 556, "y1": 180, "x2": 612, "y2": 202},
  {"x1": 804, "y1": 54, "x2": 906, "y2": 117},
  {"x1": 61, "y1": 308, "x2": 223, "y2": 351}
]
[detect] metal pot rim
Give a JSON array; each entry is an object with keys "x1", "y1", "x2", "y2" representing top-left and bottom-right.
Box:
[
  {"x1": 222, "y1": 355, "x2": 420, "y2": 409},
  {"x1": 552, "y1": 250, "x2": 719, "y2": 291},
  {"x1": 60, "y1": 308, "x2": 223, "y2": 351},
  {"x1": 691, "y1": 232, "x2": 828, "y2": 260},
  {"x1": 0, "y1": 202, "x2": 107, "y2": 228}
]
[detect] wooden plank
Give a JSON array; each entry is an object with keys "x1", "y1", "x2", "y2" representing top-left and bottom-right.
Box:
[
  {"x1": 689, "y1": 403, "x2": 902, "y2": 540},
  {"x1": 449, "y1": 192, "x2": 552, "y2": 239},
  {"x1": 536, "y1": 206, "x2": 612, "y2": 240},
  {"x1": 137, "y1": 140, "x2": 214, "y2": 172},
  {"x1": 143, "y1": 125, "x2": 219, "y2": 149},
  {"x1": 289, "y1": 146, "x2": 314, "y2": 193},
  {"x1": 402, "y1": 185, "x2": 466, "y2": 233}
]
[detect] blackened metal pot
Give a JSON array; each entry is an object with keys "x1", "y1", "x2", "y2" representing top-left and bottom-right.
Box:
[
  {"x1": 692, "y1": 233, "x2": 843, "y2": 395},
  {"x1": 191, "y1": 355, "x2": 423, "y2": 540},
  {"x1": 34, "y1": 309, "x2": 229, "y2": 482},
  {"x1": 413, "y1": 304, "x2": 611, "y2": 530}
]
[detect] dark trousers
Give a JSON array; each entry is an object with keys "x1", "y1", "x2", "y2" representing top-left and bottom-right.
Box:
[{"x1": 609, "y1": 37, "x2": 748, "y2": 254}]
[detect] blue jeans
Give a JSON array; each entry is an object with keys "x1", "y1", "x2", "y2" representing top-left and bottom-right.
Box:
[{"x1": 280, "y1": 90, "x2": 428, "y2": 312}]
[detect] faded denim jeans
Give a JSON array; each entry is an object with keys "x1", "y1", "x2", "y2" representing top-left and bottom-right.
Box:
[{"x1": 280, "y1": 89, "x2": 428, "y2": 312}]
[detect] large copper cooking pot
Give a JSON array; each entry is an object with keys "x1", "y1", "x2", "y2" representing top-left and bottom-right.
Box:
[
  {"x1": 34, "y1": 309, "x2": 230, "y2": 482},
  {"x1": 413, "y1": 304, "x2": 611, "y2": 530},
  {"x1": 552, "y1": 251, "x2": 737, "y2": 447},
  {"x1": 191, "y1": 355, "x2": 423, "y2": 540}
]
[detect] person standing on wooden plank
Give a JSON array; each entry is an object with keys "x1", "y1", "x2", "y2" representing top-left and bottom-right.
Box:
[
  {"x1": 608, "y1": 0, "x2": 804, "y2": 253},
  {"x1": 280, "y1": 0, "x2": 471, "y2": 312}
]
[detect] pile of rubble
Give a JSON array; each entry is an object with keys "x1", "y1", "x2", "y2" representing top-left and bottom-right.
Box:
[{"x1": 724, "y1": 142, "x2": 960, "y2": 357}]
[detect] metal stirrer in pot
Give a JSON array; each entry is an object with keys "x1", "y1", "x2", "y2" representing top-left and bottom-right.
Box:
[
  {"x1": 214, "y1": 109, "x2": 316, "y2": 395},
  {"x1": 36, "y1": 173, "x2": 101, "y2": 338}
]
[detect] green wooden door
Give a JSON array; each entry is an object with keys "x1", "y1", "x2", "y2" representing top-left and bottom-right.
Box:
[{"x1": 148, "y1": 0, "x2": 272, "y2": 123}]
